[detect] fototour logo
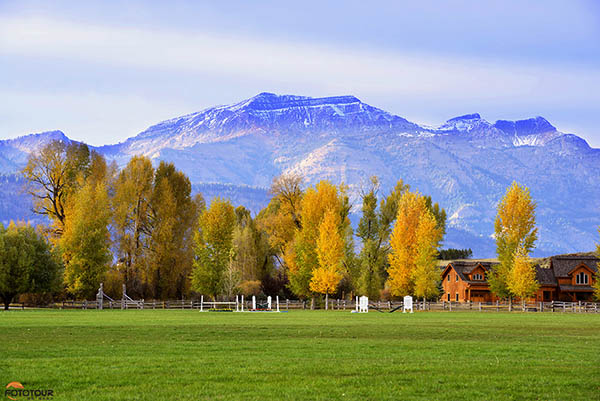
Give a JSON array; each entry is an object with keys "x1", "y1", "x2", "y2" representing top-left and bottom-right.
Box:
[{"x1": 5, "y1": 382, "x2": 53, "y2": 400}]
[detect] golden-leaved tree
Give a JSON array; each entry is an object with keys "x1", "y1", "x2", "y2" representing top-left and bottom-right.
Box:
[
  {"x1": 145, "y1": 162, "x2": 197, "y2": 299},
  {"x1": 489, "y1": 181, "x2": 538, "y2": 300},
  {"x1": 62, "y1": 179, "x2": 112, "y2": 299},
  {"x1": 310, "y1": 208, "x2": 344, "y2": 309},
  {"x1": 22, "y1": 141, "x2": 96, "y2": 241},
  {"x1": 387, "y1": 191, "x2": 442, "y2": 298},
  {"x1": 508, "y1": 246, "x2": 539, "y2": 304},
  {"x1": 191, "y1": 197, "x2": 236, "y2": 300},
  {"x1": 412, "y1": 209, "x2": 443, "y2": 299},
  {"x1": 287, "y1": 181, "x2": 350, "y2": 304},
  {"x1": 112, "y1": 155, "x2": 154, "y2": 295}
]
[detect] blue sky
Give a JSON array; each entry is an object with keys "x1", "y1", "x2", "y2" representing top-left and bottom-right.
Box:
[{"x1": 1, "y1": 0, "x2": 599, "y2": 146}]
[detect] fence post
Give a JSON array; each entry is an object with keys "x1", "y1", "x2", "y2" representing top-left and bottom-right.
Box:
[
  {"x1": 479, "y1": 302, "x2": 482, "y2": 312},
  {"x1": 496, "y1": 300, "x2": 499, "y2": 312},
  {"x1": 449, "y1": 301, "x2": 452, "y2": 311},
  {"x1": 286, "y1": 299, "x2": 289, "y2": 311},
  {"x1": 200, "y1": 296, "x2": 203, "y2": 312}
]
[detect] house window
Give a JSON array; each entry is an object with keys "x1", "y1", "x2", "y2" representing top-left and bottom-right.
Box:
[
  {"x1": 473, "y1": 273, "x2": 483, "y2": 281},
  {"x1": 447, "y1": 293, "x2": 450, "y2": 301},
  {"x1": 455, "y1": 274, "x2": 459, "y2": 282},
  {"x1": 447, "y1": 274, "x2": 450, "y2": 282},
  {"x1": 576, "y1": 272, "x2": 589, "y2": 285},
  {"x1": 455, "y1": 293, "x2": 459, "y2": 302}
]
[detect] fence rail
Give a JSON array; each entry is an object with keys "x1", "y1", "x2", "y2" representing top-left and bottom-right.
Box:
[{"x1": 4, "y1": 299, "x2": 600, "y2": 313}]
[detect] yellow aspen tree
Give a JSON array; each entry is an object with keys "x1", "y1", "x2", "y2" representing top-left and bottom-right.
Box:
[
  {"x1": 489, "y1": 181, "x2": 538, "y2": 299},
  {"x1": 310, "y1": 209, "x2": 344, "y2": 309},
  {"x1": 62, "y1": 180, "x2": 112, "y2": 299},
  {"x1": 508, "y1": 246, "x2": 539, "y2": 307},
  {"x1": 289, "y1": 180, "x2": 349, "y2": 302},
  {"x1": 412, "y1": 210, "x2": 443, "y2": 299},
  {"x1": 387, "y1": 191, "x2": 425, "y2": 296}
]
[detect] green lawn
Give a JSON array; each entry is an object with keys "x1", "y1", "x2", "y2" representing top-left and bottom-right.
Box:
[{"x1": 1, "y1": 310, "x2": 599, "y2": 400}]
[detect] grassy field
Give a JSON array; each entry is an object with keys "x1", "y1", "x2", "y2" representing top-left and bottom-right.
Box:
[{"x1": 1, "y1": 310, "x2": 599, "y2": 400}]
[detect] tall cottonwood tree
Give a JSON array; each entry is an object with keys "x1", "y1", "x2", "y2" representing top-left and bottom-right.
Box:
[
  {"x1": 145, "y1": 162, "x2": 197, "y2": 299},
  {"x1": 310, "y1": 208, "x2": 344, "y2": 308},
  {"x1": 387, "y1": 190, "x2": 443, "y2": 297},
  {"x1": 287, "y1": 181, "x2": 350, "y2": 304},
  {"x1": 22, "y1": 141, "x2": 95, "y2": 239},
  {"x1": 230, "y1": 208, "x2": 273, "y2": 294},
  {"x1": 356, "y1": 178, "x2": 410, "y2": 299},
  {"x1": 112, "y1": 156, "x2": 154, "y2": 294},
  {"x1": 489, "y1": 182, "x2": 538, "y2": 299},
  {"x1": 258, "y1": 174, "x2": 304, "y2": 272},
  {"x1": 62, "y1": 178, "x2": 112, "y2": 299},
  {"x1": 191, "y1": 197, "x2": 236, "y2": 300}
]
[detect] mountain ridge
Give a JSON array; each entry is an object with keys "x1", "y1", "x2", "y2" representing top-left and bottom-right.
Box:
[{"x1": 1, "y1": 92, "x2": 598, "y2": 257}]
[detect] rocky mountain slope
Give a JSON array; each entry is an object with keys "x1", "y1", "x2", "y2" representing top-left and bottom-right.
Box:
[{"x1": 2, "y1": 93, "x2": 598, "y2": 256}]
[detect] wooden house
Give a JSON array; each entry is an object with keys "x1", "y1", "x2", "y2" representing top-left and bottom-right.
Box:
[{"x1": 440, "y1": 254, "x2": 598, "y2": 302}]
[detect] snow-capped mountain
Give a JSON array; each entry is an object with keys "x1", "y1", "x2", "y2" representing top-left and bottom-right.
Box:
[{"x1": 2, "y1": 92, "x2": 599, "y2": 257}]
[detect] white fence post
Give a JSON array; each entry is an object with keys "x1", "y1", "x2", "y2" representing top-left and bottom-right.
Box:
[{"x1": 200, "y1": 295, "x2": 203, "y2": 312}]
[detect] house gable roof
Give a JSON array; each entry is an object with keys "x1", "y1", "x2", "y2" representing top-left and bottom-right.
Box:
[
  {"x1": 567, "y1": 263, "x2": 596, "y2": 275},
  {"x1": 443, "y1": 261, "x2": 498, "y2": 283},
  {"x1": 550, "y1": 254, "x2": 599, "y2": 278}
]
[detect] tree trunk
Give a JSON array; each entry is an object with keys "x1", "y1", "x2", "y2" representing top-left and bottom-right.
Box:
[
  {"x1": 2, "y1": 294, "x2": 14, "y2": 310},
  {"x1": 310, "y1": 296, "x2": 315, "y2": 310},
  {"x1": 325, "y1": 293, "x2": 329, "y2": 310}
]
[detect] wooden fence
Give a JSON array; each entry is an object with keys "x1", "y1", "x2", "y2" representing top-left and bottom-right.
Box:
[{"x1": 4, "y1": 299, "x2": 600, "y2": 313}]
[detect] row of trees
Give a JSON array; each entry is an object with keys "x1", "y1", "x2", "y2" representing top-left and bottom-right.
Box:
[
  {"x1": 2, "y1": 140, "x2": 598, "y2": 308},
  {"x1": 6, "y1": 141, "x2": 449, "y2": 305}
]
